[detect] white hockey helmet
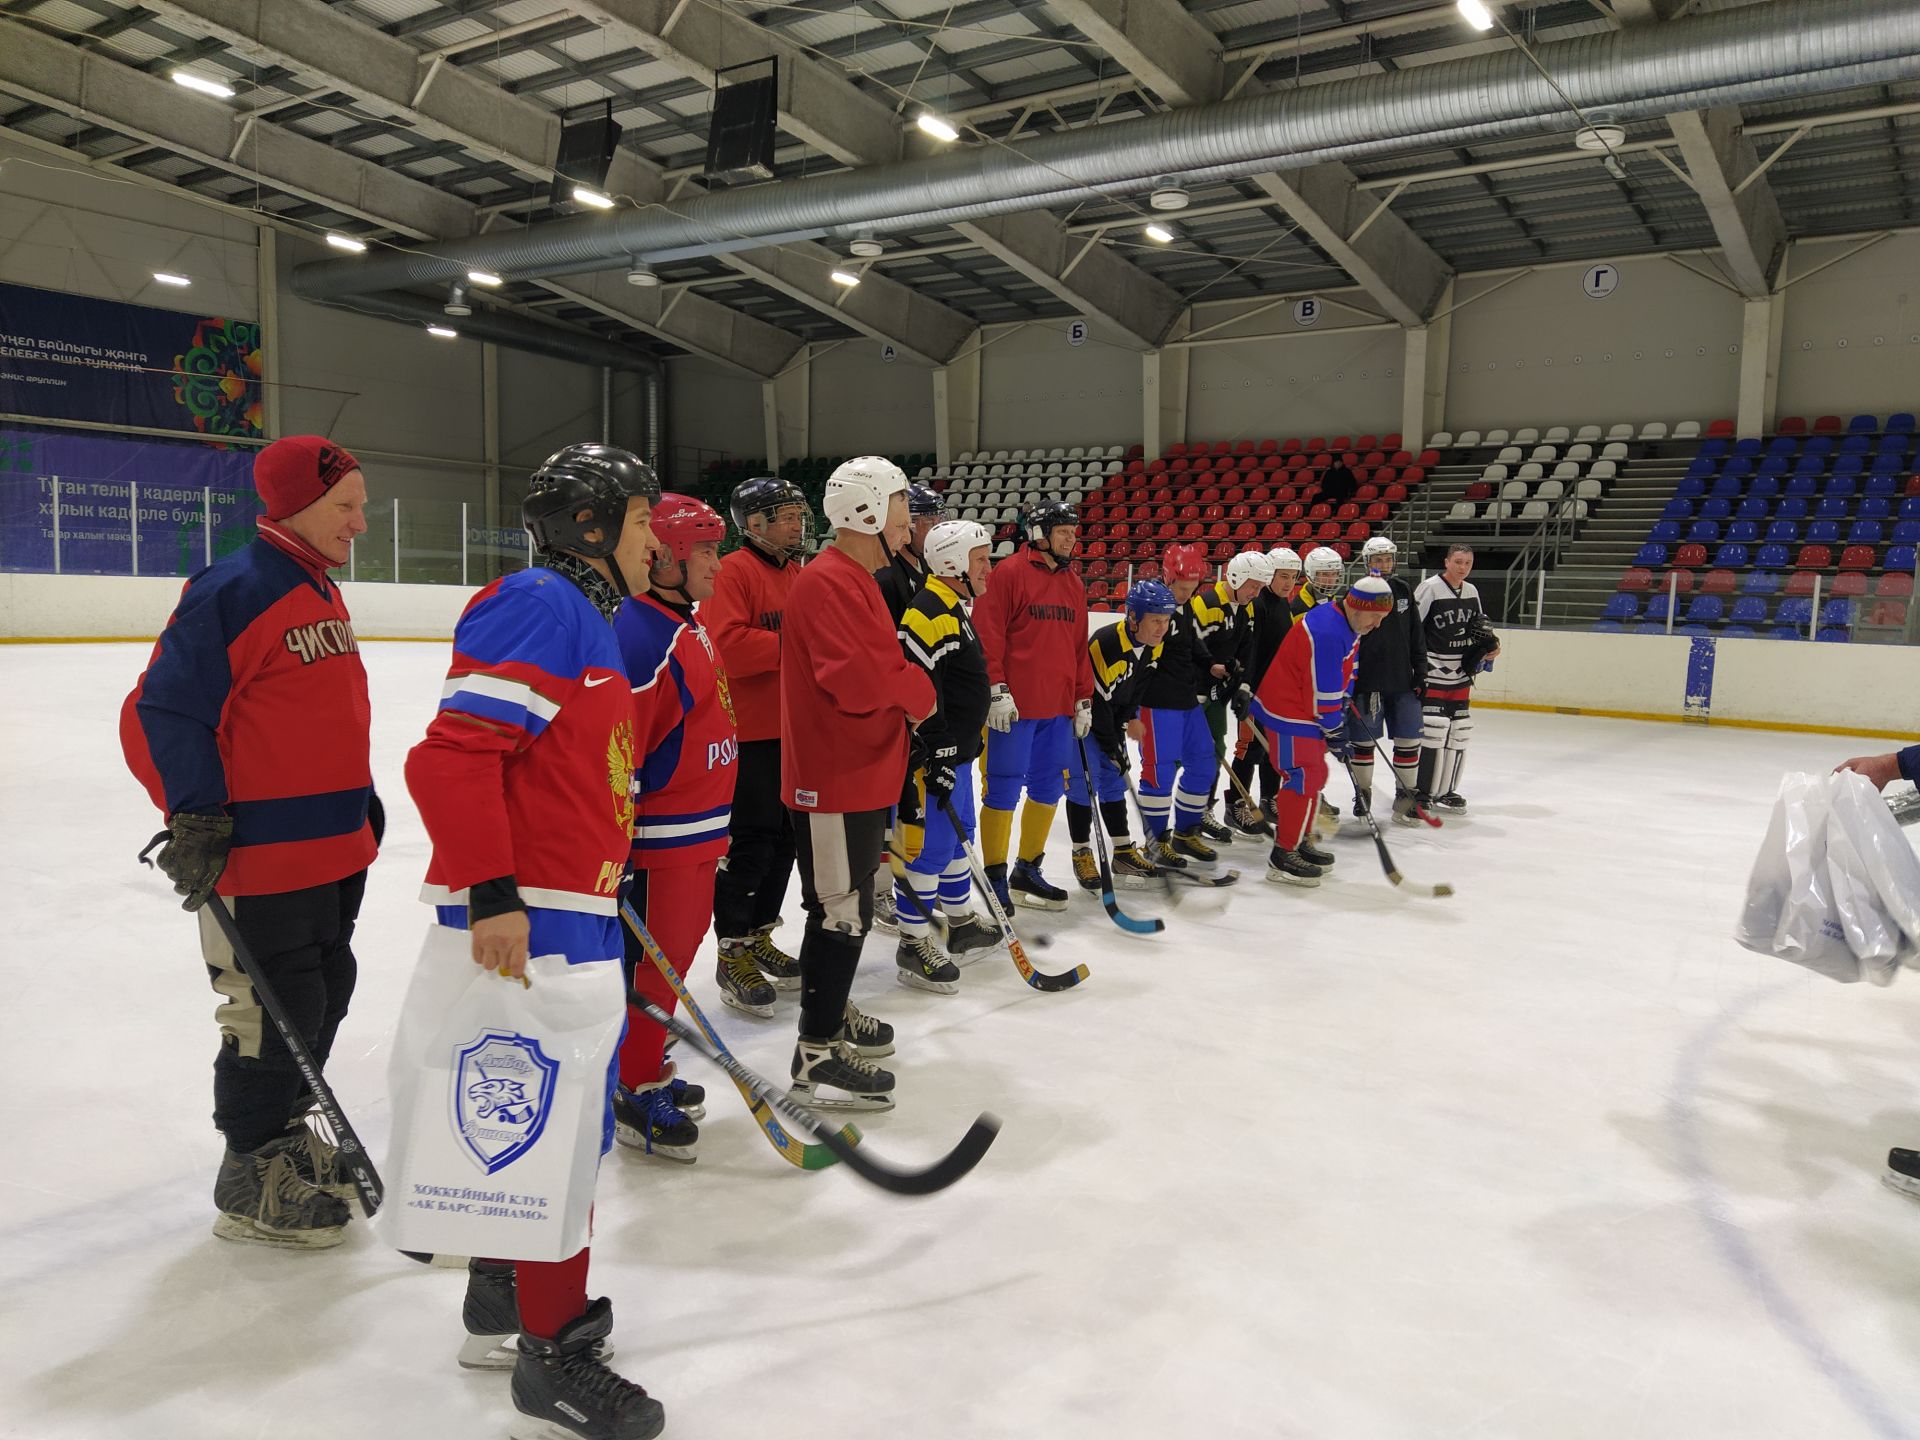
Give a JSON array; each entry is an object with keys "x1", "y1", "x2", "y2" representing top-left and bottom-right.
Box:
[
  {"x1": 1267, "y1": 545, "x2": 1303, "y2": 574},
  {"x1": 1360, "y1": 534, "x2": 1396, "y2": 561},
  {"x1": 823, "y1": 455, "x2": 908, "y2": 535},
  {"x1": 924, "y1": 519, "x2": 991, "y2": 580},
  {"x1": 1225, "y1": 550, "x2": 1276, "y2": 590},
  {"x1": 1304, "y1": 545, "x2": 1345, "y2": 587}
]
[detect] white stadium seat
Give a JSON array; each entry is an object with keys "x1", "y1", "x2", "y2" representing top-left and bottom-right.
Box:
[
  {"x1": 1484, "y1": 501, "x2": 1513, "y2": 519},
  {"x1": 1455, "y1": 430, "x2": 1482, "y2": 447},
  {"x1": 1566, "y1": 443, "x2": 1594, "y2": 462},
  {"x1": 1429, "y1": 431, "x2": 1455, "y2": 447},
  {"x1": 1516, "y1": 463, "x2": 1544, "y2": 482},
  {"x1": 1520, "y1": 500, "x2": 1549, "y2": 521},
  {"x1": 1600, "y1": 442, "x2": 1628, "y2": 461},
  {"x1": 1482, "y1": 464, "x2": 1509, "y2": 483},
  {"x1": 1500, "y1": 480, "x2": 1529, "y2": 501},
  {"x1": 1513, "y1": 427, "x2": 1540, "y2": 445},
  {"x1": 1448, "y1": 502, "x2": 1476, "y2": 520},
  {"x1": 1485, "y1": 428, "x2": 1511, "y2": 446},
  {"x1": 1544, "y1": 426, "x2": 1571, "y2": 444},
  {"x1": 1574, "y1": 425, "x2": 1602, "y2": 443},
  {"x1": 1535, "y1": 479, "x2": 1565, "y2": 501},
  {"x1": 1673, "y1": 420, "x2": 1702, "y2": 440},
  {"x1": 1575, "y1": 478, "x2": 1603, "y2": 499},
  {"x1": 1551, "y1": 462, "x2": 1580, "y2": 481},
  {"x1": 1496, "y1": 446, "x2": 1522, "y2": 464},
  {"x1": 1589, "y1": 460, "x2": 1619, "y2": 480},
  {"x1": 1529, "y1": 445, "x2": 1557, "y2": 463},
  {"x1": 1605, "y1": 424, "x2": 1633, "y2": 442},
  {"x1": 1639, "y1": 422, "x2": 1668, "y2": 440}
]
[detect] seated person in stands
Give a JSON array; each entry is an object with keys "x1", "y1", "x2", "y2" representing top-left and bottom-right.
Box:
[{"x1": 1319, "y1": 454, "x2": 1360, "y2": 507}]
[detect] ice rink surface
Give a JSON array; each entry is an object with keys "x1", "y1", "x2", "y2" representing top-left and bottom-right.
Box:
[{"x1": 7, "y1": 640, "x2": 1920, "y2": 1440}]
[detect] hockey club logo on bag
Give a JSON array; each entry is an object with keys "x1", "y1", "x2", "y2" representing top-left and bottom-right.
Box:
[{"x1": 452, "y1": 1029, "x2": 560, "y2": 1174}]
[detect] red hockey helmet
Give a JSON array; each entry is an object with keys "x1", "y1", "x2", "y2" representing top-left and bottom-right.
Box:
[
  {"x1": 648, "y1": 493, "x2": 725, "y2": 562},
  {"x1": 1163, "y1": 542, "x2": 1209, "y2": 582}
]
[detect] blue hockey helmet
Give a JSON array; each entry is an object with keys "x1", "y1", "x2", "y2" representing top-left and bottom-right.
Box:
[{"x1": 1125, "y1": 578, "x2": 1178, "y2": 621}]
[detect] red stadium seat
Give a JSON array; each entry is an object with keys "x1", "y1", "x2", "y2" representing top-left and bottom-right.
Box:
[
  {"x1": 1285, "y1": 454, "x2": 1308, "y2": 471},
  {"x1": 1665, "y1": 569, "x2": 1697, "y2": 593},
  {"x1": 1619, "y1": 567, "x2": 1653, "y2": 591},
  {"x1": 1390, "y1": 450, "x2": 1414, "y2": 467},
  {"x1": 1257, "y1": 438, "x2": 1278, "y2": 455},
  {"x1": 1674, "y1": 543, "x2": 1708, "y2": 567},
  {"x1": 1227, "y1": 502, "x2": 1251, "y2": 521},
  {"x1": 1288, "y1": 521, "x2": 1313, "y2": 543},
  {"x1": 1201, "y1": 503, "x2": 1225, "y2": 522},
  {"x1": 1335, "y1": 502, "x2": 1360, "y2": 521},
  {"x1": 1385, "y1": 484, "x2": 1408, "y2": 503},
  {"x1": 1306, "y1": 436, "x2": 1327, "y2": 452},
  {"x1": 1344, "y1": 521, "x2": 1369, "y2": 542},
  {"x1": 1331, "y1": 436, "x2": 1352, "y2": 451},
  {"x1": 1701, "y1": 569, "x2": 1737, "y2": 594},
  {"x1": 1261, "y1": 454, "x2": 1283, "y2": 471},
  {"x1": 1877, "y1": 572, "x2": 1915, "y2": 596},
  {"x1": 1784, "y1": 571, "x2": 1818, "y2": 596},
  {"x1": 1795, "y1": 544, "x2": 1833, "y2": 568},
  {"x1": 1310, "y1": 454, "x2": 1332, "y2": 471},
  {"x1": 1281, "y1": 438, "x2": 1302, "y2": 454},
  {"x1": 1403, "y1": 467, "x2": 1428, "y2": 485},
  {"x1": 1870, "y1": 599, "x2": 1910, "y2": 626},
  {"x1": 1777, "y1": 416, "x2": 1807, "y2": 435},
  {"x1": 1317, "y1": 521, "x2": 1342, "y2": 541},
  {"x1": 1210, "y1": 440, "x2": 1232, "y2": 457},
  {"x1": 1362, "y1": 451, "x2": 1386, "y2": 468},
  {"x1": 1382, "y1": 433, "x2": 1402, "y2": 450},
  {"x1": 1254, "y1": 502, "x2": 1279, "y2": 522},
  {"x1": 1332, "y1": 542, "x2": 1352, "y2": 560},
  {"x1": 1830, "y1": 572, "x2": 1869, "y2": 597},
  {"x1": 1364, "y1": 502, "x2": 1390, "y2": 522},
  {"x1": 1308, "y1": 502, "x2": 1333, "y2": 520},
  {"x1": 1813, "y1": 415, "x2": 1843, "y2": 434},
  {"x1": 1706, "y1": 419, "x2": 1735, "y2": 437},
  {"x1": 1166, "y1": 442, "x2": 1188, "y2": 457},
  {"x1": 1233, "y1": 439, "x2": 1255, "y2": 455},
  {"x1": 1465, "y1": 482, "x2": 1494, "y2": 501},
  {"x1": 1356, "y1": 484, "x2": 1380, "y2": 503},
  {"x1": 1839, "y1": 545, "x2": 1876, "y2": 571},
  {"x1": 1417, "y1": 448, "x2": 1441, "y2": 465}
]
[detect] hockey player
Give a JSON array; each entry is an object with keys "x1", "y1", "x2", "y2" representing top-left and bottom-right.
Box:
[
  {"x1": 893, "y1": 519, "x2": 1002, "y2": 990},
  {"x1": 612, "y1": 494, "x2": 732, "y2": 1164},
  {"x1": 871, "y1": 482, "x2": 945, "y2": 936},
  {"x1": 1069, "y1": 578, "x2": 1178, "y2": 890},
  {"x1": 122, "y1": 434, "x2": 378, "y2": 1250},
  {"x1": 1251, "y1": 575, "x2": 1394, "y2": 886},
  {"x1": 1227, "y1": 547, "x2": 1303, "y2": 825},
  {"x1": 1292, "y1": 545, "x2": 1345, "y2": 616},
  {"x1": 1135, "y1": 542, "x2": 1223, "y2": 865},
  {"x1": 1414, "y1": 544, "x2": 1500, "y2": 812},
  {"x1": 703, "y1": 477, "x2": 807, "y2": 1007},
  {"x1": 1215, "y1": 550, "x2": 1276, "y2": 835},
  {"x1": 405, "y1": 442, "x2": 666, "y2": 1440},
  {"x1": 973, "y1": 498, "x2": 1095, "y2": 911},
  {"x1": 1348, "y1": 535, "x2": 1431, "y2": 826},
  {"x1": 782, "y1": 457, "x2": 934, "y2": 1111}
]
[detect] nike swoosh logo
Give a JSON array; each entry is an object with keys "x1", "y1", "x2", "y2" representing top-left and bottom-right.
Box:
[{"x1": 583, "y1": 675, "x2": 615, "y2": 687}]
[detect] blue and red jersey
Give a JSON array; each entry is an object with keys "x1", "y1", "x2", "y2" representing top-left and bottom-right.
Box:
[
  {"x1": 120, "y1": 519, "x2": 376, "y2": 897},
  {"x1": 615, "y1": 592, "x2": 738, "y2": 868},
  {"x1": 1251, "y1": 600, "x2": 1359, "y2": 742},
  {"x1": 405, "y1": 568, "x2": 636, "y2": 935}
]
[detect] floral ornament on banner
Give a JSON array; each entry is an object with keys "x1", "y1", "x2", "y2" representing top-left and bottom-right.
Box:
[{"x1": 172, "y1": 318, "x2": 265, "y2": 438}]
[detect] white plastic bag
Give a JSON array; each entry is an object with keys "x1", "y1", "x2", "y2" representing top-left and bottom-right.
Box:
[
  {"x1": 377, "y1": 925, "x2": 625, "y2": 1261},
  {"x1": 1735, "y1": 771, "x2": 1920, "y2": 985}
]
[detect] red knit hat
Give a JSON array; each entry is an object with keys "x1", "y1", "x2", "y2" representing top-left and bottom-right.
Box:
[
  {"x1": 255, "y1": 435, "x2": 361, "y2": 520},
  {"x1": 1344, "y1": 575, "x2": 1395, "y2": 614}
]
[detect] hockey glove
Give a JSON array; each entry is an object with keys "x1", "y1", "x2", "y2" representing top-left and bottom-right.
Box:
[
  {"x1": 1073, "y1": 698, "x2": 1093, "y2": 738},
  {"x1": 1102, "y1": 736, "x2": 1131, "y2": 774},
  {"x1": 987, "y1": 684, "x2": 1019, "y2": 733},
  {"x1": 155, "y1": 811, "x2": 233, "y2": 912},
  {"x1": 923, "y1": 744, "x2": 960, "y2": 804},
  {"x1": 1230, "y1": 684, "x2": 1252, "y2": 722},
  {"x1": 898, "y1": 767, "x2": 925, "y2": 829}
]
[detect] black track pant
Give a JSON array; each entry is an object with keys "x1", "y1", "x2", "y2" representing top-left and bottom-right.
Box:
[
  {"x1": 198, "y1": 869, "x2": 366, "y2": 1154},
  {"x1": 790, "y1": 806, "x2": 889, "y2": 1042},
  {"x1": 714, "y1": 738, "x2": 796, "y2": 941}
]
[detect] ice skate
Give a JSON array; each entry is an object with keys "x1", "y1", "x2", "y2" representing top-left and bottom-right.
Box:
[
  {"x1": 841, "y1": 1001, "x2": 895, "y2": 1057},
  {"x1": 1264, "y1": 848, "x2": 1323, "y2": 888},
  {"x1": 1885, "y1": 1147, "x2": 1920, "y2": 1199},
  {"x1": 212, "y1": 1135, "x2": 351, "y2": 1250},
  {"x1": 789, "y1": 1034, "x2": 896, "y2": 1112},
  {"x1": 715, "y1": 941, "x2": 776, "y2": 1019},
  {"x1": 1196, "y1": 812, "x2": 1235, "y2": 845},
  {"x1": 509, "y1": 1298, "x2": 663, "y2": 1440},
  {"x1": 653, "y1": 1058, "x2": 705, "y2": 1121},
  {"x1": 1071, "y1": 845, "x2": 1101, "y2": 892},
  {"x1": 746, "y1": 924, "x2": 802, "y2": 991},
  {"x1": 944, "y1": 911, "x2": 1001, "y2": 963},
  {"x1": 1434, "y1": 791, "x2": 1467, "y2": 812},
  {"x1": 281, "y1": 1111, "x2": 356, "y2": 1204},
  {"x1": 1297, "y1": 836, "x2": 1336, "y2": 868},
  {"x1": 1169, "y1": 827, "x2": 1218, "y2": 864},
  {"x1": 1010, "y1": 855, "x2": 1070, "y2": 910},
  {"x1": 983, "y1": 862, "x2": 1014, "y2": 915},
  {"x1": 1110, "y1": 841, "x2": 1162, "y2": 888},
  {"x1": 612, "y1": 1082, "x2": 699, "y2": 1163},
  {"x1": 1145, "y1": 834, "x2": 1189, "y2": 871},
  {"x1": 1226, "y1": 799, "x2": 1268, "y2": 837},
  {"x1": 871, "y1": 886, "x2": 899, "y2": 934},
  {"x1": 895, "y1": 931, "x2": 960, "y2": 994}
]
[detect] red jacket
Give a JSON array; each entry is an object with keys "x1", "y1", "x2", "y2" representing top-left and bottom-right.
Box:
[
  {"x1": 120, "y1": 519, "x2": 376, "y2": 896},
  {"x1": 406, "y1": 568, "x2": 635, "y2": 915},
  {"x1": 972, "y1": 546, "x2": 1094, "y2": 719},
  {"x1": 617, "y1": 592, "x2": 738, "y2": 868},
  {"x1": 780, "y1": 544, "x2": 934, "y2": 813},
  {"x1": 701, "y1": 543, "x2": 796, "y2": 743}
]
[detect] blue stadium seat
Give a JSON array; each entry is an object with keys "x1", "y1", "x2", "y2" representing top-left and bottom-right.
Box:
[
  {"x1": 1825, "y1": 474, "x2": 1857, "y2": 496},
  {"x1": 1902, "y1": 497, "x2": 1920, "y2": 520},
  {"x1": 1820, "y1": 598, "x2": 1854, "y2": 627},
  {"x1": 1744, "y1": 567, "x2": 1783, "y2": 592},
  {"x1": 1634, "y1": 542, "x2": 1669, "y2": 568},
  {"x1": 1675, "y1": 477, "x2": 1706, "y2": 499},
  {"x1": 1860, "y1": 497, "x2": 1892, "y2": 520},
  {"x1": 1602, "y1": 593, "x2": 1639, "y2": 621},
  {"x1": 1713, "y1": 543, "x2": 1750, "y2": 568},
  {"x1": 1686, "y1": 458, "x2": 1718, "y2": 479},
  {"x1": 1805, "y1": 436, "x2": 1835, "y2": 456},
  {"x1": 1699, "y1": 497, "x2": 1732, "y2": 519},
  {"x1": 1733, "y1": 438, "x2": 1763, "y2": 458},
  {"x1": 1791, "y1": 458, "x2": 1823, "y2": 479},
  {"x1": 1833, "y1": 455, "x2": 1865, "y2": 476},
  {"x1": 1866, "y1": 474, "x2": 1898, "y2": 496},
  {"x1": 1816, "y1": 628, "x2": 1851, "y2": 643},
  {"x1": 1687, "y1": 520, "x2": 1721, "y2": 543},
  {"x1": 1646, "y1": 594, "x2": 1676, "y2": 624},
  {"x1": 1777, "y1": 597, "x2": 1814, "y2": 627},
  {"x1": 1769, "y1": 626, "x2": 1803, "y2": 641},
  {"x1": 1849, "y1": 519, "x2": 1884, "y2": 545},
  {"x1": 1765, "y1": 519, "x2": 1800, "y2": 543},
  {"x1": 1759, "y1": 454, "x2": 1791, "y2": 476},
  {"x1": 1730, "y1": 596, "x2": 1768, "y2": 625},
  {"x1": 1877, "y1": 433, "x2": 1910, "y2": 454},
  {"x1": 1748, "y1": 476, "x2": 1781, "y2": 501},
  {"x1": 1785, "y1": 475, "x2": 1817, "y2": 497},
  {"x1": 1888, "y1": 412, "x2": 1916, "y2": 434},
  {"x1": 1723, "y1": 625, "x2": 1758, "y2": 639},
  {"x1": 1734, "y1": 498, "x2": 1768, "y2": 521},
  {"x1": 1662, "y1": 498, "x2": 1692, "y2": 519},
  {"x1": 1686, "y1": 595, "x2": 1725, "y2": 623},
  {"x1": 1776, "y1": 497, "x2": 1808, "y2": 518},
  {"x1": 1849, "y1": 414, "x2": 1879, "y2": 433},
  {"x1": 1871, "y1": 455, "x2": 1903, "y2": 478},
  {"x1": 1841, "y1": 435, "x2": 1871, "y2": 455},
  {"x1": 1650, "y1": 519, "x2": 1682, "y2": 543},
  {"x1": 1709, "y1": 476, "x2": 1743, "y2": 501},
  {"x1": 1888, "y1": 545, "x2": 1918, "y2": 572},
  {"x1": 1726, "y1": 520, "x2": 1761, "y2": 543},
  {"x1": 1725, "y1": 457, "x2": 1755, "y2": 479},
  {"x1": 1700, "y1": 438, "x2": 1731, "y2": 458},
  {"x1": 1815, "y1": 498, "x2": 1848, "y2": 519},
  {"x1": 1893, "y1": 520, "x2": 1920, "y2": 545},
  {"x1": 1766, "y1": 436, "x2": 1798, "y2": 456},
  {"x1": 1805, "y1": 519, "x2": 1841, "y2": 544}
]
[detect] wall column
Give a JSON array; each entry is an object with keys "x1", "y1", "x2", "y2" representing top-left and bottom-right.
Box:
[
  {"x1": 1737, "y1": 291, "x2": 1785, "y2": 439},
  {"x1": 1143, "y1": 312, "x2": 1190, "y2": 460},
  {"x1": 482, "y1": 341, "x2": 501, "y2": 531},
  {"x1": 255, "y1": 225, "x2": 282, "y2": 439},
  {"x1": 933, "y1": 340, "x2": 981, "y2": 466},
  {"x1": 761, "y1": 349, "x2": 810, "y2": 470},
  {"x1": 1400, "y1": 279, "x2": 1453, "y2": 448}
]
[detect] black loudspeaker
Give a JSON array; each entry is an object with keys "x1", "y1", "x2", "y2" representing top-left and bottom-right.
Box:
[
  {"x1": 704, "y1": 58, "x2": 778, "y2": 185},
  {"x1": 556, "y1": 102, "x2": 621, "y2": 190}
]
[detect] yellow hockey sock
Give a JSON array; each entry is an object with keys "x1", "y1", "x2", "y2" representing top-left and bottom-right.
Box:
[
  {"x1": 980, "y1": 806, "x2": 1015, "y2": 869},
  {"x1": 1018, "y1": 799, "x2": 1058, "y2": 863},
  {"x1": 896, "y1": 821, "x2": 924, "y2": 867}
]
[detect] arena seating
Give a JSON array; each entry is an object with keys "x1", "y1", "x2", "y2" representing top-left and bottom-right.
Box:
[
  {"x1": 1604, "y1": 412, "x2": 1919, "y2": 641},
  {"x1": 936, "y1": 444, "x2": 1131, "y2": 559}
]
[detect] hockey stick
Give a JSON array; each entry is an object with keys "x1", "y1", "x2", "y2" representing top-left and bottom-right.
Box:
[
  {"x1": 138, "y1": 834, "x2": 400, "y2": 1233},
  {"x1": 1072, "y1": 737, "x2": 1162, "y2": 935},
  {"x1": 620, "y1": 906, "x2": 1001, "y2": 1195},
  {"x1": 618, "y1": 900, "x2": 851, "y2": 1171},
  {"x1": 1114, "y1": 768, "x2": 1239, "y2": 889},
  {"x1": 1219, "y1": 740, "x2": 1276, "y2": 837},
  {"x1": 941, "y1": 798, "x2": 1089, "y2": 991},
  {"x1": 1345, "y1": 700, "x2": 1442, "y2": 829},
  {"x1": 1243, "y1": 721, "x2": 1339, "y2": 840},
  {"x1": 1333, "y1": 757, "x2": 1454, "y2": 898}
]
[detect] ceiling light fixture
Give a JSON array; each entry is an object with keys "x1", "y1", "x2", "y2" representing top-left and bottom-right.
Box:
[
  {"x1": 466, "y1": 269, "x2": 503, "y2": 287},
  {"x1": 152, "y1": 271, "x2": 192, "y2": 287},
  {"x1": 1574, "y1": 122, "x2": 1628, "y2": 153},
  {"x1": 1148, "y1": 185, "x2": 1190, "y2": 212},
  {"x1": 325, "y1": 232, "x2": 367, "y2": 254},
  {"x1": 1456, "y1": 0, "x2": 1495, "y2": 31},
  {"x1": 915, "y1": 111, "x2": 960, "y2": 143},
  {"x1": 829, "y1": 269, "x2": 861, "y2": 288},
  {"x1": 443, "y1": 281, "x2": 472, "y2": 317},
  {"x1": 848, "y1": 232, "x2": 885, "y2": 258},
  {"x1": 426, "y1": 325, "x2": 459, "y2": 339},
  {"x1": 626, "y1": 262, "x2": 659, "y2": 287},
  {"x1": 171, "y1": 71, "x2": 235, "y2": 100},
  {"x1": 571, "y1": 184, "x2": 616, "y2": 210},
  {"x1": 1143, "y1": 222, "x2": 1175, "y2": 244}
]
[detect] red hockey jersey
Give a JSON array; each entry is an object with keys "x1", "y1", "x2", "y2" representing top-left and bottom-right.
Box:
[
  {"x1": 781, "y1": 543, "x2": 933, "y2": 813},
  {"x1": 406, "y1": 568, "x2": 636, "y2": 916},
  {"x1": 616, "y1": 592, "x2": 738, "y2": 868},
  {"x1": 701, "y1": 543, "x2": 796, "y2": 743},
  {"x1": 972, "y1": 547, "x2": 1094, "y2": 719},
  {"x1": 121, "y1": 519, "x2": 375, "y2": 897}
]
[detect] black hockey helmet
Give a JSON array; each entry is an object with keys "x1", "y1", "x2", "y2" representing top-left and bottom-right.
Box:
[
  {"x1": 728, "y1": 475, "x2": 807, "y2": 535},
  {"x1": 1024, "y1": 497, "x2": 1079, "y2": 544},
  {"x1": 522, "y1": 443, "x2": 659, "y2": 557},
  {"x1": 907, "y1": 482, "x2": 945, "y2": 518}
]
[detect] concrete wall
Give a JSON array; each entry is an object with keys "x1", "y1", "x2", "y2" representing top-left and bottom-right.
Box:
[
  {"x1": 810, "y1": 342, "x2": 935, "y2": 458},
  {"x1": 978, "y1": 318, "x2": 1143, "y2": 452},
  {"x1": 1186, "y1": 297, "x2": 1402, "y2": 443},
  {"x1": 1777, "y1": 232, "x2": 1920, "y2": 423},
  {"x1": 666, "y1": 354, "x2": 763, "y2": 466}
]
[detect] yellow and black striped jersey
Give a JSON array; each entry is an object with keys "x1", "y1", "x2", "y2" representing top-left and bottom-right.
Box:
[
  {"x1": 898, "y1": 575, "x2": 989, "y2": 763},
  {"x1": 1087, "y1": 618, "x2": 1163, "y2": 743}
]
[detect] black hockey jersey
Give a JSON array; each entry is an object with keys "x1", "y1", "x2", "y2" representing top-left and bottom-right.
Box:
[
  {"x1": 1354, "y1": 573, "x2": 1424, "y2": 695},
  {"x1": 1087, "y1": 617, "x2": 1164, "y2": 748},
  {"x1": 874, "y1": 551, "x2": 929, "y2": 626},
  {"x1": 1137, "y1": 597, "x2": 1208, "y2": 712},
  {"x1": 1413, "y1": 573, "x2": 1486, "y2": 694},
  {"x1": 898, "y1": 574, "x2": 989, "y2": 763}
]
